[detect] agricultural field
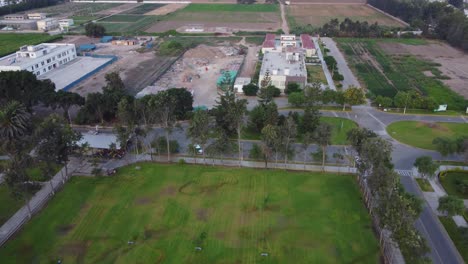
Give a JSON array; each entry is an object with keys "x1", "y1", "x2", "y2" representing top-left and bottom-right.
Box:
[
  {"x1": 96, "y1": 16, "x2": 160, "y2": 34},
  {"x1": 122, "y1": 4, "x2": 166, "y2": 15},
  {"x1": 26, "y1": 2, "x2": 121, "y2": 18},
  {"x1": 146, "y1": 4, "x2": 281, "y2": 33},
  {"x1": 336, "y1": 38, "x2": 468, "y2": 110},
  {"x1": 0, "y1": 163, "x2": 379, "y2": 263},
  {"x1": 287, "y1": 4, "x2": 405, "y2": 28},
  {"x1": 0, "y1": 34, "x2": 62, "y2": 57},
  {"x1": 386, "y1": 121, "x2": 468, "y2": 150}
]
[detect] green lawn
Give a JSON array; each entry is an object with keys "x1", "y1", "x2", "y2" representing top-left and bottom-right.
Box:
[
  {"x1": 415, "y1": 178, "x2": 434, "y2": 192},
  {"x1": 439, "y1": 171, "x2": 468, "y2": 199},
  {"x1": 0, "y1": 34, "x2": 62, "y2": 57},
  {"x1": 386, "y1": 121, "x2": 468, "y2": 150},
  {"x1": 0, "y1": 184, "x2": 24, "y2": 226},
  {"x1": 336, "y1": 38, "x2": 468, "y2": 110},
  {"x1": 0, "y1": 163, "x2": 379, "y2": 263},
  {"x1": 307, "y1": 65, "x2": 327, "y2": 84},
  {"x1": 439, "y1": 217, "x2": 468, "y2": 263},
  {"x1": 182, "y1": 3, "x2": 278, "y2": 12}
]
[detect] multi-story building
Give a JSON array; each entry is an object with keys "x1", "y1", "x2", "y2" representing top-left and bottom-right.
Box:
[
  {"x1": 280, "y1": 35, "x2": 298, "y2": 48},
  {"x1": 27, "y1": 13, "x2": 47, "y2": 20},
  {"x1": 0, "y1": 43, "x2": 77, "y2": 77},
  {"x1": 37, "y1": 18, "x2": 58, "y2": 31},
  {"x1": 58, "y1": 18, "x2": 74, "y2": 30}
]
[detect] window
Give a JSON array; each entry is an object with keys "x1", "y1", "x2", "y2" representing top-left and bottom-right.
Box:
[
  {"x1": 48, "y1": 66, "x2": 52, "y2": 70},
  {"x1": 41, "y1": 61, "x2": 44, "y2": 66},
  {"x1": 35, "y1": 64, "x2": 38, "y2": 68},
  {"x1": 36, "y1": 71, "x2": 40, "y2": 75},
  {"x1": 46, "y1": 59, "x2": 51, "y2": 63}
]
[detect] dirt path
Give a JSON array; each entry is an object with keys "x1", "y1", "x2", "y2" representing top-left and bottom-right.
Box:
[
  {"x1": 280, "y1": 3, "x2": 290, "y2": 34},
  {"x1": 239, "y1": 37, "x2": 260, "y2": 78}
]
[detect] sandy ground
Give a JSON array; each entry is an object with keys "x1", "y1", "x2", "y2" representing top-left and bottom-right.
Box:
[
  {"x1": 138, "y1": 45, "x2": 245, "y2": 108},
  {"x1": 238, "y1": 38, "x2": 260, "y2": 78},
  {"x1": 144, "y1": 3, "x2": 187, "y2": 16},
  {"x1": 287, "y1": 4, "x2": 405, "y2": 26},
  {"x1": 379, "y1": 41, "x2": 468, "y2": 99}
]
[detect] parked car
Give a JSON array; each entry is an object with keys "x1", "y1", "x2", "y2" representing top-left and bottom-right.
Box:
[{"x1": 195, "y1": 144, "x2": 203, "y2": 155}]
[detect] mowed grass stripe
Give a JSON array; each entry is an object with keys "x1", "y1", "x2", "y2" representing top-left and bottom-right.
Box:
[
  {"x1": 181, "y1": 3, "x2": 279, "y2": 12},
  {"x1": 0, "y1": 164, "x2": 379, "y2": 263}
]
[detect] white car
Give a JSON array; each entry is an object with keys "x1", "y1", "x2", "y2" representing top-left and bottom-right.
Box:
[{"x1": 195, "y1": 144, "x2": 203, "y2": 155}]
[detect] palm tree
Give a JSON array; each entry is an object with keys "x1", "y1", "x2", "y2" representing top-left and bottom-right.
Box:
[{"x1": 0, "y1": 101, "x2": 30, "y2": 141}]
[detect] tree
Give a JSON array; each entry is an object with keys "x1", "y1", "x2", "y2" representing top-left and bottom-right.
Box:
[
  {"x1": 284, "y1": 82, "x2": 301, "y2": 95},
  {"x1": 260, "y1": 124, "x2": 278, "y2": 168},
  {"x1": 152, "y1": 91, "x2": 177, "y2": 162},
  {"x1": 438, "y1": 195, "x2": 464, "y2": 216},
  {"x1": 188, "y1": 110, "x2": 211, "y2": 165},
  {"x1": 432, "y1": 137, "x2": 458, "y2": 157},
  {"x1": 375, "y1": 95, "x2": 393, "y2": 108},
  {"x1": 301, "y1": 132, "x2": 313, "y2": 170},
  {"x1": 313, "y1": 123, "x2": 332, "y2": 169},
  {"x1": 53, "y1": 90, "x2": 85, "y2": 124},
  {"x1": 242, "y1": 83, "x2": 259, "y2": 96},
  {"x1": 226, "y1": 97, "x2": 248, "y2": 166},
  {"x1": 167, "y1": 88, "x2": 193, "y2": 120},
  {"x1": 393, "y1": 91, "x2": 421, "y2": 114},
  {"x1": 280, "y1": 114, "x2": 297, "y2": 165},
  {"x1": 85, "y1": 23, "x2": 106, "y2": 38},
  {"x1": 299, "y1": 106, "x2": 320, "y2": 134},
  {"x1": 0, "y1": 101, "x2": 30, "y2": 142},
  {"x1": 414, "y1": 156, "x2": 438, "y2": 179},
  {"x1": 288, "y1": 92, "x2": 305, "y2": 107},
  {"x1": 219, "y1": 70, "x2": 234, "y2": 91},
  {"x1": 448, "y1": 0, "x2": 463, "y2": 9},
  {"x1": 343, "y1": 86, "x2": 365, "y2": 110},
  {"x1": 321, "y1": 88, "x2": 337, "y2": 104}
]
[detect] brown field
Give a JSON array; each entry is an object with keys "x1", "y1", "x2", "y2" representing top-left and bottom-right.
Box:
[
  {"x1": 288, "y1": 4, "x2": 406, "y2": 26},
  {"x1": 291, "y1": 0, "x2": 365, "y2": 3},
  {"x1": 146, "y1": 21, "x2": 279, "y2": 33},
  {"x1": 379, "y1": 41, "x2": 468, "y2": 99},
  {"x1": 144, "y1": 3, "x2": 187, "y2": 16},
  {"x1": 95, "y1": 3, "x2": 141, "y2": 15}
]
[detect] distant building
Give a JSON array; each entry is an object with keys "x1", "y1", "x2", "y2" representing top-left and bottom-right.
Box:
[
  {"x1": 234, "y1": 77, "x2": 251, "y2": 93},
  {"x1": 37, "y1": 18, "x2": 58, "y2": 31},
  {"x1": 27, "y1": 13, "x2": 47, "y2": 20},
  {"x1": 58, "y1": 18, "x2": 74, "y2": 30},
  {"x1": 259, "y1": 49, "x2": 307, "y2": 91},
  {"x1": 0, "y1": 0, "x2": 23, "y2": 7},
  {"x1": 111, "y1": 38, "x2": 138, "y2": 46},
  {"x1": 0, "y1": 19, "x2": 37, "y2": 30},
  {"x1": 3, "y1": 14, "x2": 27, "y2": 20},
  {"x1": 0, "y1": 43, "x2": 77, "y2": 76},
  {"x1": 261, "y1": 33, "x2": 277, "y2": 53},
  {"x1": 100, "y1": 36, "x2": 113, "y2": 43}
]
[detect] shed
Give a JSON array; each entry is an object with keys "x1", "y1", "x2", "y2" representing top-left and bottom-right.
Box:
[
  {"x1": 78, "y1": 44, "x2": 96, "y2": 52},
  {"x1": 217, "y1": 70, "x2": 238, "y2": 89},
  {"x1": 100, "y1": 36, "x2": 113, "y2": 43}
]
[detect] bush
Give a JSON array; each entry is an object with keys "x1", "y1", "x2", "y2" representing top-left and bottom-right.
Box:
[
  {"x1": 249, "y1": 144, "x2": 263, "y2": 160},
  {"x1": 455, "y1": 179, "x2": 468, "y2": 195},
  {"x1": 85, "y1": 23, "x2": 106, "y2": 38},
  {"x1": 158, "y1": 40, "x2": 184, "y2": 56},
  {"x1": 243, "y1": 83, "x2": 259, "y2": 96},
  {"x1": 268, "y1": 85, "x2": 281, "y2": 97},
  {"x1": 153, "y1": 137, "x2": 180, "y2": 154},
  {"x1": 284, "y1": 82, "x2": 301, "y2": 95},
  {"x1": 178, "y1": 159, "x2": 186, "y2": 165},
  {"x1": 324, "y1": 56, "x2": 337, "y2": 71},
  {"x1": 332, "y1": 71, "x2": 344, "y2": 81},
  {"x1": 288, "y1": 92, "x2": 305, "y2": 107}
]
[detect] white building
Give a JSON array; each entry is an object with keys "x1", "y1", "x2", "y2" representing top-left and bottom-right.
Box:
[
  {"x1": 0, "y1": 0, "x2": 23, "y2": 7},
  {"x1": 234, "y1": 77, "x2": 251, "y2": 93},
  {"x1": 0, "y1": 43, "x2": 77, "y2": 77},
  {"x1": 27, "y1": 13, "x2": 47, "y2": 20},
  {"x1": 58, "y1": 18, "x2": 74, "y2": 30},
  {"x1": 37, "y1": 18, "x2": 58, "y2": 31},
  {"x1": 280, "y1": 35, "x2": 297, "y2": 48}
]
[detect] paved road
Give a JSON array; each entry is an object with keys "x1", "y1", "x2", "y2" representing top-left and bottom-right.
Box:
[{"x1": 321, "y1": 37, "x2": 361, "y2": 89}]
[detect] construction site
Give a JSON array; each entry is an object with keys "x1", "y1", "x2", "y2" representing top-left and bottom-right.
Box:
[{"x1": 138, "y1": 44, "x2": 245, "y2": 108}]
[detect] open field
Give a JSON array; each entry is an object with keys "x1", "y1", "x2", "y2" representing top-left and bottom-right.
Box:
[
  {"x1": 0, "y1": 34, "x2": 61, "y2": 57},
  {"x1": 439, "y1": 217, "x2": 468, "y2": 263},
  {"x1": 0, "y1": 163, "x2": 379, "y2": 263},
  {"x1": 24, "y1": 2, "x2": 121, "y2": 18},
  {"x1": 307, "y1": 65, "x2": 327, "y2": 83},
  {"x1": 287, "y1": 4, "x2": 405, "y2": 27},
  {"x1": 146, "y1": 4, "x2": 281, "y2": 33},
  {"x1": 122, "y1": 3, "x2": 165, "y2": 15},
  {"x1": 336, "y1": 38, "x2": 468, "y2": 110},
  {"x1": 379, "y1": 40, "x2": 468, "y2": 100},
  {"x1": 94, "y1": 15, "x2": 160, "y2": 34},
  {"x1": 440, "y1": 171, "x2": 468, "y2": 199},
  {"x1": 386, "y1": 121, "x2": 468, "y2": 150}
]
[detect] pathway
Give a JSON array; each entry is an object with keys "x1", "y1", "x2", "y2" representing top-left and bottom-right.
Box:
[{"x1": 279, "y1": 2, "x2": 289, "y2": 34}]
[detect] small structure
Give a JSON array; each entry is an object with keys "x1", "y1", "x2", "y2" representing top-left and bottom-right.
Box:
[
  {"x1": 111, "y1": 37, "x2": 138, "y2": 46},
  {"x1": 58, "y1": 19, "x2": 74, "y2": 31},
  {"x1": 300, "y1": 34, "x2": 316, "y2": 57},
  {"x1": 100, "y1": 36, "x2": 113, "y2": 43},
  {"x1": 78, "y1": 44, "x2": 96, "y2": 52},
  {"x1": 0, "y1": 43, "x2": 77, "y2": 76},
  {"x1": 78, "y1": 130, "x2": 123, "y2": 150},
  {"x1": 234, "y1": 77, "x2": 251, "y2": 93},
  {"x1": 0, "y1": 19, "x2": 37, "y2": 30},
  {"x1": 27, "y1": 13, "x2": 47, "y2": 20},
  {"x1": 217, "y1": 70, "x2": 238, "y2": 89},
  {"x1": 37, "y1": 18, "x2": 58, "y2": 31},
  {"x1": 280, "y1": 34, "x2": 297, "y2": 48}
]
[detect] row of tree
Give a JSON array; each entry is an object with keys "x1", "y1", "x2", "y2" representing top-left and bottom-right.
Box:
[
  {"x1": 348, "y1": 128, "x2": 429, "y2": 262},
  {"x1": 368, "y1": 0, "x2": 468, "y2": 51},
  {"x1": 0, "y1": 0, "x2": 60, "y2": 16},
  {"x1": 320, "y1": 18, "x2": 392, "y2": 38},
  {"x1": 288, "y1": 85, "x2": 366, "y2": 110},
  {"x1": 374, "y1": 90, "x2": 440, "y2": 112}
]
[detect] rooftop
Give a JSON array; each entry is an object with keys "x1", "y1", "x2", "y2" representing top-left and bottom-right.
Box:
[
  {"x1": 260, "y1": 51, "x2": 306, "y2": 78},
  {"x1": 0, "y1": 43, "x2": 75, "y2": 67},
  {"x1": 300, "y1": 34, "x2": 315, "y2": 49},
  {"x1": 234, "y1": 77, "x2": 251, "y2": 86}
]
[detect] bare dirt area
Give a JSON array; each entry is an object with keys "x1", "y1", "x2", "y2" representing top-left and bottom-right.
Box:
[
  {"x1": 292, "y1": 0, "x2": 365, "y2": 3},
  {"x1": 144, "y1": 3, "x2": 187, "y2": 16},
  {"x1": 146, "y1": 21, "x2": 279, "y2": 33},
  {"x1": 379, "y1": 41, "x2": 468, "y2": 99},
  {"x1": 238, "y1": 38, "x2": 260, "y2": 78},
  {"x1": 70, "y1": 43, "x2": 175, "y2": 96},
  {"x1": 138, "y1": 45, "x2": 244, "y2": 108},
  {"x1": 288, "y1": 4, "x2": 405, "y2": 26},
  {"x1": 95, "y1": 3, "x2": 141, "y2": 15}
]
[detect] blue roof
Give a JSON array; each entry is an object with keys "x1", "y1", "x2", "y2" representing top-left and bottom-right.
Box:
[
  {"x1": 100, "y1": 36, "x2": 113, "y2": 43},
  {"x1": 79, "y1": 44, "x2": 96, "y2": 51}
]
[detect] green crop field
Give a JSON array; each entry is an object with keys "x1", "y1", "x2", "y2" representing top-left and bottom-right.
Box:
[
  {"x1": 97, "y1": 16, "x2": 161, "y2": 34},
  {"x1": 182, "y1": 3, "x2": 278, "y2": 12},
  {"x1": 122, "y1": 4, "x2": 165, "y2": 15},
  {"x1": 336, "y1": 38, "x2": 467, "y2": 110},
  {"x1": 0, "y1": 163, "x2": 379, "y2": 263},
  {"x1": 440, "y1": 171, "x2": 468, "y2": 199},
  {"x1": 100, "y1": 14, "x2": 146, "y2": 23},
  {"x1": 386, "y1": 121, "x2": 468, "y2": 150},
  {"x1": 0, "y1": 34, "x2": 62, "y2": 57}
]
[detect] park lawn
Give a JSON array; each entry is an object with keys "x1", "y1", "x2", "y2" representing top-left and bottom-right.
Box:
[
  {"x1": 415, "y1": 178, "x2": 434, "y2": 192},
  {"x1": 182, "y1": 3, "x2": 278, "y2": 12},
  {"x1": 439, "y1": 171, "x2": 468, "y2": 199},
  {"x1": 321, "y1": 116, "x2": 358, "y2": 145},
  {"x1": 0, "y1": 184, "x2": 24, "y2": 226},
  {"x1": 0, "y1": 34, "x2": 62, "y2": 57},
  {"x1": 439, "y1": 217, "x2": 468, "y2": 263},
  {"x1": 336, "y1": 38, "x2": 467, "y2": 110},
  {"x1": 307, "y1": 65, "x2": 327, "y2": 84},
  {"x1": 0, "y1": 163, "x2": 379, "y2": 263},
  {"x1": 386, "y1": 121, "x2": 468, "y2": 150}
]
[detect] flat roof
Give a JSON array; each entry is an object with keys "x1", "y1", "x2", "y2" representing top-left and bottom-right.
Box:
[
  {"x1": 260, "y1": 52, "x2": 306, "y2": 77},
  {"x1": 0, "y1": 43, "x2": 74, "y2": 67},
  {"x1": 234, "y1": 77, "x2": 251, "y2": 85}
]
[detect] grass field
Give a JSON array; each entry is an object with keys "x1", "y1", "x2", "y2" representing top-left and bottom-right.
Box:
[
  {"x1": 307, "y1": 65, "x2": 327, "y2": 83},
  {"x1": 96, "y1": 15, "x2": 161, "y2": 34},
  {"x1": 440, "y1": 171, "x2": 468, "y2": 199},
  {"x1": 439, "y1": 216, "x2": 468, "y2": 263},
  {"x1": 183, "y1": 3, "x2": 278, "y2": 12},
  {"x1": 336, "y1": 38, "x2": 467, "y2": 110},
  {"x1": 386, "y1": 121, "x2": 468, "y2": 150},
  {"x1": 0, "y1": 34, "x2": 62, "y2": 57},
  {"x1": 415, "y1": 178, "x2": 434, "y2": 192},
  {"x1": 31, "y1": 2, "x2": 120, "y2": 17},
  {"x1": 122, "y1": 4, "x2": 165, "y2": 15},
  {"x1": 0, "y1": 163, "x2": 379, "y2": 263},
  {"x1": 287, "y1": 4, "x2": 405, "y2": 27},
  {"x1": 0, "y1": 184, "x2": 24, "y2": 226}
]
